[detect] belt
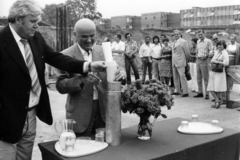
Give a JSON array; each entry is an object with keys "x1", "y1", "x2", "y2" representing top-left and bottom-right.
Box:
[
  {"x1": 112, "y1": 53, "x2": 122, "y2": 56},
  {"x1": 27, "y1": 106, "x2": 35, "y2": 111},
  {"x1": 197, "y1": 57, "x2": 208, "y2": 60},
  {"x1": 152, "y1": 57, "x2": 161, "y2": 60}
]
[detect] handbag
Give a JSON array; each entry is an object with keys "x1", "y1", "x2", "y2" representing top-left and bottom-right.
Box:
[
  {"x1": 211, "y1": 63, "x2": 224, "y2": 72},
  {"x1": 211, "y1": 52, "x2": 224, "y2": 73},
  {"x1": 185, "y1": 63, "x2": 192, "y2": 81}
]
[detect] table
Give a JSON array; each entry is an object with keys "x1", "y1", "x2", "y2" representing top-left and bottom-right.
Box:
[{"x1": 38, "y1": 117, "x2": 240, "y2": 160}]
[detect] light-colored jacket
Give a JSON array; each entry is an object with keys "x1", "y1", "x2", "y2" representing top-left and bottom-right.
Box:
[
  {"x1": 172, "y1": 38, "x2": 190, "y2": 67},
  {"x1": 56, "y1": 43, "x2": 108, "y2": 133}
]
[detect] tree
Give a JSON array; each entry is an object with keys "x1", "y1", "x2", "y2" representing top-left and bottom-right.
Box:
[
  {"x1": 42, "y1": 3, "x2": 64, "y2": 26},
  {"x1": 65, "y1": 0, "x2": 102, "y2": 26}
]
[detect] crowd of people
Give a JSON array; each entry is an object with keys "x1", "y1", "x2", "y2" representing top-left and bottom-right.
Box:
[{"x1": 109, "y1": 29, "x2": 240, "y2": 109}]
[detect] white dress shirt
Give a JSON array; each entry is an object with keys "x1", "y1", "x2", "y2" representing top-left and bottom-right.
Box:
[
  {"x1": 139, "y1": 43, "x2": 153, "y2": 58},
  {"x1": 77, "y1": 44, "x2": 98, "y2": 100},
  {"x1": 9, "y1": 24, "x2": 40, "y2": 108},
  {"x1": 150, "y1": 44, "x2": 162, "y2": 58},
  {"x1": 111, "y1": 41, "x2": 125, "y2": 55}
]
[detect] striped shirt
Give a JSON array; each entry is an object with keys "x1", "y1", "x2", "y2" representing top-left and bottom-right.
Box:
[{"x1": 197, "y1": 38, "x2": 212, "y2": 58}]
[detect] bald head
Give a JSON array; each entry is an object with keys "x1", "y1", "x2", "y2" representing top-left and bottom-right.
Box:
[
  {"x1": 74, "y1": 18, "x2": 96, "y2": 51},
  {"x1": 74, "y1": 18, "x2": 96, "y2": 33}
]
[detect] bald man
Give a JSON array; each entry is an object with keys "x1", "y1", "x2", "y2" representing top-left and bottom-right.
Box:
[{"x1": 56, "y1": 19, "x2": 125, "y2": 136}]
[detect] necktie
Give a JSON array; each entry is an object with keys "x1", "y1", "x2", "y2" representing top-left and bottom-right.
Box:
[{"x1": 20, "y1": 39, "x2": 41, "y2": 97}]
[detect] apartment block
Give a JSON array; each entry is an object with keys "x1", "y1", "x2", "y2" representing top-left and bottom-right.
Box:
[
  {"x1": 167, "y1": 13, "x2": 181, "y2": 28},
  {"x1": 141, "y1": 12, "x2": 170, "y2": 30},
  {"x1": 181, "y1": 5, "x2": 240, "y2": 28}
]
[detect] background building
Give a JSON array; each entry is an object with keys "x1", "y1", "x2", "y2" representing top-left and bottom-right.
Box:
[
  {"x1": 132, "y1": 16, "x2": 141, "y2": 30},
  {"x1": 141, "y1": 12, "x2": 174, "y2": 30},
  {"x1": 167, "y1": 13, "x2": 181, "y2": 28},
  {"x1": 181, "y1": 5, "x2": 240, "y2": 28}
]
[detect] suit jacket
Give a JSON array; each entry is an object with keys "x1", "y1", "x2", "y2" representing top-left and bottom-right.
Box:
[
  {"x1": 0, "y1": 25, "x2": 86, "y2": 143},
  {"x1": 56, "y1": 43, "x2": 124, "y2": 133},
  {"x1": 172, "y1": 38, "x2": 190, "y2": 68}
]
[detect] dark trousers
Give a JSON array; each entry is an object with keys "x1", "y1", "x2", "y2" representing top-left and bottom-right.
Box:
[
  {"x1": 142, "y1": 57, "x2": 152, "y2": 83},
  {"x1": 76, "y1": 100, "x2": 105, "y2": 137},
  {"x1": 125, "y1": 57, "x2": 140, "y2": 85}
]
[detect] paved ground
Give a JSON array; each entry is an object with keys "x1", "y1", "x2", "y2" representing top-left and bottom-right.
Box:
[{"x1": 32, "y1": 80, "x2": 240, "y2": 160}]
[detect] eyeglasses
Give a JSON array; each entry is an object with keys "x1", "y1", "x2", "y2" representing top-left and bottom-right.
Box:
[{"x1": 213, "y1": 38, "x2": 218, "y2": 41}]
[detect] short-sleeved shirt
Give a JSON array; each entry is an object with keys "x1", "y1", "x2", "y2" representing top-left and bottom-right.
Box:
[
  {"x1": 150, "y1": 43, "x2": 162, "y2": 58},
  {"x1": 125, "y1": 40, "x2": 138, "y2": 54},
  {"x1": 139, "y1": 43, "x2": 153, "y2": 58},
  {"x1": 197, "y1": 38, "x2": 212, "y2": 58},
  {"x1": 111, "y1": 40, "x2": 125, "y2": 56}
]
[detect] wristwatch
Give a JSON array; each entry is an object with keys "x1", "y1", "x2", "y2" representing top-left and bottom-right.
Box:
[{"x1": 88, "y1": 62, "x2": 92, "y2": 72}]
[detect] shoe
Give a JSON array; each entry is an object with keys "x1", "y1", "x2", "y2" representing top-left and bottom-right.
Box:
[
  {"x1": 212, "y1": 99, "x2": 215, "y2": 102},
  {"x1": 182, "y1": 94, "x2": 189, "y2": 97},
  {"x1": 194, "y1": 93, "x2": 204, "y2": 98},
  {"x1": 215, "y1": 101, "x2": 222, "y2": 109},
  {"x1": 237, "y1": 108, "x2": 240, "y2": 111},
  {"x1": 171, "y1": 92, "x2": 180, "y2": 95},
  {"x1": 205, "y1": 95, "x2": 209, "y2": 99},
  {"x1": 211, "y1": 103, "x2": 216, "y2": 108}
]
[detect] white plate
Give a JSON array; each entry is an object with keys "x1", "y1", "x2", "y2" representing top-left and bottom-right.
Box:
[
  {"x1": 178, "y1": 122, "x2": 224, "y2": 134},
  {"x1": 55, "y1": 140, "x2": 108, "y2": 158}
]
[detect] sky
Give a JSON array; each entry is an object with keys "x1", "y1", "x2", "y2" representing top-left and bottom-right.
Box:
[{"x1": 0, "y1": 0, "x2": 239, "y2": 18}]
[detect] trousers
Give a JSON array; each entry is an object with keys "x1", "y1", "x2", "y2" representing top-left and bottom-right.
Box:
[{"x1": 0, "y1": 108, "x2": 36, "y2": 160}]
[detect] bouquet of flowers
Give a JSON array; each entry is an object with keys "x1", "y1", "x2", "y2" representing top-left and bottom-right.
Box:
[{"x1": 121, "y1": 79, "x2": 173, "y2": 139}]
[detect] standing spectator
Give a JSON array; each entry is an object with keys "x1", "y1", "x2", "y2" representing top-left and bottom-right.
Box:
[
  {"x1": 160, "y1": 34, "x2": 166, "y2": 45},
  {"x1": 194, "y1": 29, "x2": 212, "y2": 99},
  {"x1": 124, "y1": 33, "x2": 140, "y2": 85},
  {"x1": 189, "y1": 38, "x2": 198, "y2": 92},
  {"x1": 226, "y1": 34, "x2": 240, "y2": 89},
  {"x1": 150, "y1": 36, "x2": 162, "y2": 80},
  {"x1": 139, "y1": 36, "x2": 153, "y2": 83},
  {"x1": 209, "y1": 34, "x2": 219, "y2": 65},
  {"x1": 112, "y1": 34, "x2": 125, "y2": 69},
  {"x1": 207, "y1": 40, "x2": 229, "y2": 109},
  {"x1": 159, "y1": 38, "x2": 173, "y2": 85},
  {"x1": 172, "y1": 30, "x2": 190, "y2": 97}
]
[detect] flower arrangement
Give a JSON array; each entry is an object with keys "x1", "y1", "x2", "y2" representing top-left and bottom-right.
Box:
[{"x1": 121, "y1": 79, "x2": 174, "y2": 139}]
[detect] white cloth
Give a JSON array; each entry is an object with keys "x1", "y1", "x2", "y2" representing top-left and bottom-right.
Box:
[
  {"x1": 77, "y1": 44, "x2": 98, "y2": 100},
  {"x1": 189, "y1": 62, "x2": 198, "y2": 91},
  {"x1": 111, "y1": 41, "x2": 125, "y2": 55},
  {"x1": 207, "y1": 50, "x2": 229, "y2": 92},
  {"x1": 150, "y1": 44, "x2": 162, "y2": 58},
  {"x1": 227, "y1": 44, "x2": 237, "y2": 56},
  {"x1": 9, "y1": 24, "x2": 40, "y2": 108},
  {"x1": 139, "y1": 43, "x2": 153, "y2": 58}
]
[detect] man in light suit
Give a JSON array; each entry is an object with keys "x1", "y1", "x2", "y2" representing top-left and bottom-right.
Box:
[
  {"x1": 0, "y1": 1, "x2": 106, "y2": 160},
  {"x1": 56, "y1": 19, "x2": 126, "y2": 136},
  {"x1": 172, "y1": 30, "x2": 190, "y2": 97}
]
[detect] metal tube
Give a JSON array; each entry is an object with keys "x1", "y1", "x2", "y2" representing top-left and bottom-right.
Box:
[{"x1": 105, "y1": 82, "x2": 122, "y2": 146}]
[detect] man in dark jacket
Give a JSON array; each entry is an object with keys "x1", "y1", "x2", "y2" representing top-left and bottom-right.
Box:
[{"x1": 0, "y1": 0, "x2": 106, "y2": 159}]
